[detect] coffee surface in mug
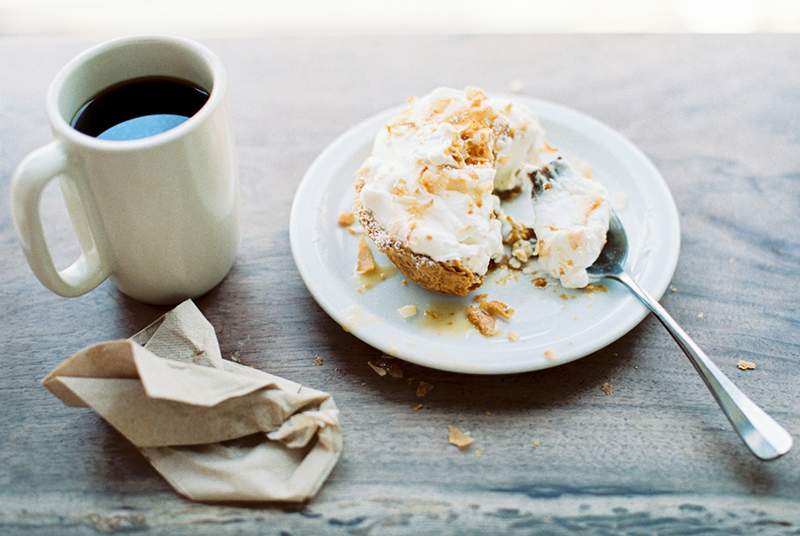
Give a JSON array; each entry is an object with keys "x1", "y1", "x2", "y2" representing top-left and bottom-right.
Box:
[{"x1": 70, "y1": 76, "x2": 209, "y2": 141}]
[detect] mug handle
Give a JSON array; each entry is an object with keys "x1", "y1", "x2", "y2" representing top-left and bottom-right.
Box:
[{"x1": 11, "y1": 141, "x2": 111, "y2": 297}]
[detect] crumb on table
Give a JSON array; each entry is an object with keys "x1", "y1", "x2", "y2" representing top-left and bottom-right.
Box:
[
  {"x1": 367, "y1": 361, "x2": 387, "y2": 376},
  {"x1": 737, "y1": 359, "x2": 756, "y2": 371},
  {"x1": 600, "y1": 382, "x2": 614, "y2": 396},
  {"x1": 416, "y1": 381, "x2": 434, "y2": 398},
  {"x1": 448, "y1": 425, "x2": 474, "y2": 449}
]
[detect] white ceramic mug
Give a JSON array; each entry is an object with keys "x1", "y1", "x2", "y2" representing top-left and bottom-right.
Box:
[{"x1": 11, "y1": 36, "x2": 240, "y2": 305}]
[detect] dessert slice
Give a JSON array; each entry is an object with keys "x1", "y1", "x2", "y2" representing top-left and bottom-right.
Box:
[
  {"x1": 527, "y1": 159, "x2": 610, "y2": 288},
  {"x1": 355, "y1": 87, "x2": 543, "y2": 295}
]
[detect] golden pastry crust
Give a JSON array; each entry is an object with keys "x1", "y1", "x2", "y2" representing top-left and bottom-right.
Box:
[{"x1": 354, "y1": 179, "x2": 482, "y2": 296}]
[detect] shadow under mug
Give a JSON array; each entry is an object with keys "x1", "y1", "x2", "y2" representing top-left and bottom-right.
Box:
[{"x1": 10, "y1": 35, "x2": 240, "y2": 305}]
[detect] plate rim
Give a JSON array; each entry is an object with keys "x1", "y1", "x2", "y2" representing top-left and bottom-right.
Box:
[{"x1": 290, "y1": 97, "x2": 681, "y2": 374}]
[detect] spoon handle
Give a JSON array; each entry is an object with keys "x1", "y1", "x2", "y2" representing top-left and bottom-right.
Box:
[{"x1": 610, "y1": 271, "x2": 793, "y2": 460}]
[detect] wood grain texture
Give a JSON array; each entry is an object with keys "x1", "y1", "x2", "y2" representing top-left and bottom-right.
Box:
[{"x1": 1, "y1": 35, "x2": 799, "y2": 534}]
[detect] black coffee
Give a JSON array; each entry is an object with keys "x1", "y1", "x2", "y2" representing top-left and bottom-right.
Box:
[{"x1": 70, "y1": 76, "x2": 209, "y2": 141}]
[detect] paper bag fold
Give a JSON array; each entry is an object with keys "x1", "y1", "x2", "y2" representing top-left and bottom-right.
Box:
[{"x1": 43, "y1": 300, "x2": 342, "y2": 502}]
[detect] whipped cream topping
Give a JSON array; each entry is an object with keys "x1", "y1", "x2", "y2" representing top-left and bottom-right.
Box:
[
  {"x1": 490, "y1": 96, "x2": 545, "y2": 192},
  {"x1": 357, "y1": 87, "x2": 543, "y2": 275},
  {"x1": 527, "y1": 159, "x2": 610, "y2": 288}
]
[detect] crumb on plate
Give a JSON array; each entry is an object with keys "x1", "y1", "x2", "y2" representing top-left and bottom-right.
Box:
[
  {"x1": 356, "y1": 237, "x2": 377, "y2": 274},
  {"x1": 479, "y1": 300, "x2": 514, "y2": 320},
  {"x1": 398, "y1": 304, "x2": 418, "y2": 318},
  {"x1": 338, "y1": 211, "x2": 355, "y2": 226},
  {"x1": 466, "y1": 305, "x2": 497, "y2": 336}
]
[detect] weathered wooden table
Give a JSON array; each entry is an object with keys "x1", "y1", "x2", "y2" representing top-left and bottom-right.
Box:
[{"x1": 1, "y1": 35, "x2": 798, "y2": 535}]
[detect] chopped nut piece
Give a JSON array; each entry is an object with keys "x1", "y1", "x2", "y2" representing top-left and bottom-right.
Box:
[
  {"x1": 411, "y1": 403, "x2": 424, "y2": 411},
  {"x1": 543, "y1": 350, "x2": 556, "y2": 360},
  {"x1": 533, "y1": 277, "x2": 548, "y2": 288},
  {"x1": 511, "y1": 239, "x2": 534, "y2": 264},
  {"x1": 600, "y1": 382, "x2": 614, "y2": 396},
  {"x1": 543, "y1": 142, "x2": 559, "y2": 153},
  {"x1": 313, "y1": 355, "x2": 324, "y2": 366},
  {"x1": 448, "y1": 425, "x2": 474, "y2": 449},
  {"x1": 506, "y1": 331, "x2": 519, "y2": 342},
  {"x1": 480, "y1": 300, "x2": 514, "y2": 320},
  {"x1": 531, "y1": 439, "x2": 541, "y2": 448},
  {"x1": 367, "y1": 361, "x2": 387, "y2": 376},
  {"x1": 416, "y1": 381, "x2": 434, "y2": 398},
  {"x1": 466, "y1": 305, "x2": 497, "y2": 336},
  {"x1": 397, "y1": 304, "x2": 418, "y2": 318},
  {"x1": 356, "y1": 237, "x2": 377, "y2": 274},
  {"x1": 737, "y1": 359, "x2": 756, "y2": 371},
  {"x1": 337, "y1": 212, "x2": 355, "y2": 226},
  {"x1": 584, "y1": 283, "x2": 608, "y2": 293}
]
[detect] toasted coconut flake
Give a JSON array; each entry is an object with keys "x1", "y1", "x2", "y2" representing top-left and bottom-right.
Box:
[
  {"x1": 398, "y1": 304, "x2": 418, "y2": 318},
  {"x1": 448, "y1": 425, "x2": 474, "y2": 449},
  {"x1": 416, "y1": 381, "x2": 434, "y2": 398},
  {"x1": 737, "y1": 359, "x2": 756, "y2": 371},
  {"x1": 466, "y1": 305, "x2": 497, "y2": 336},
  {"x1": 356, "y1": 237, "x2": 378, "y2": 274},
  {"x1": 338, "y1": 212, "x2": 355, "y2": 226},
  {"x1": 600, "y1": 382, "x2": 614, "y2": 396}
]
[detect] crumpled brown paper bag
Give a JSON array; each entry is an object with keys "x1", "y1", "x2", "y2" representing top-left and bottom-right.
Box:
[{"x1": 43, "y1": 300, "x2": 342, "y2": 502}]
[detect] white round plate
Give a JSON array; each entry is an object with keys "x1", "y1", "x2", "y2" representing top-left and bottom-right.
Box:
[{"x1": 290, "y1": 97, "x2": 680, "y2": 374}]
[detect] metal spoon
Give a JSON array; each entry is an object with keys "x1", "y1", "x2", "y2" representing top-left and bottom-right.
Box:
[{"x1": 588, "y1": 210, "x2": 793, "y2": 460}]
